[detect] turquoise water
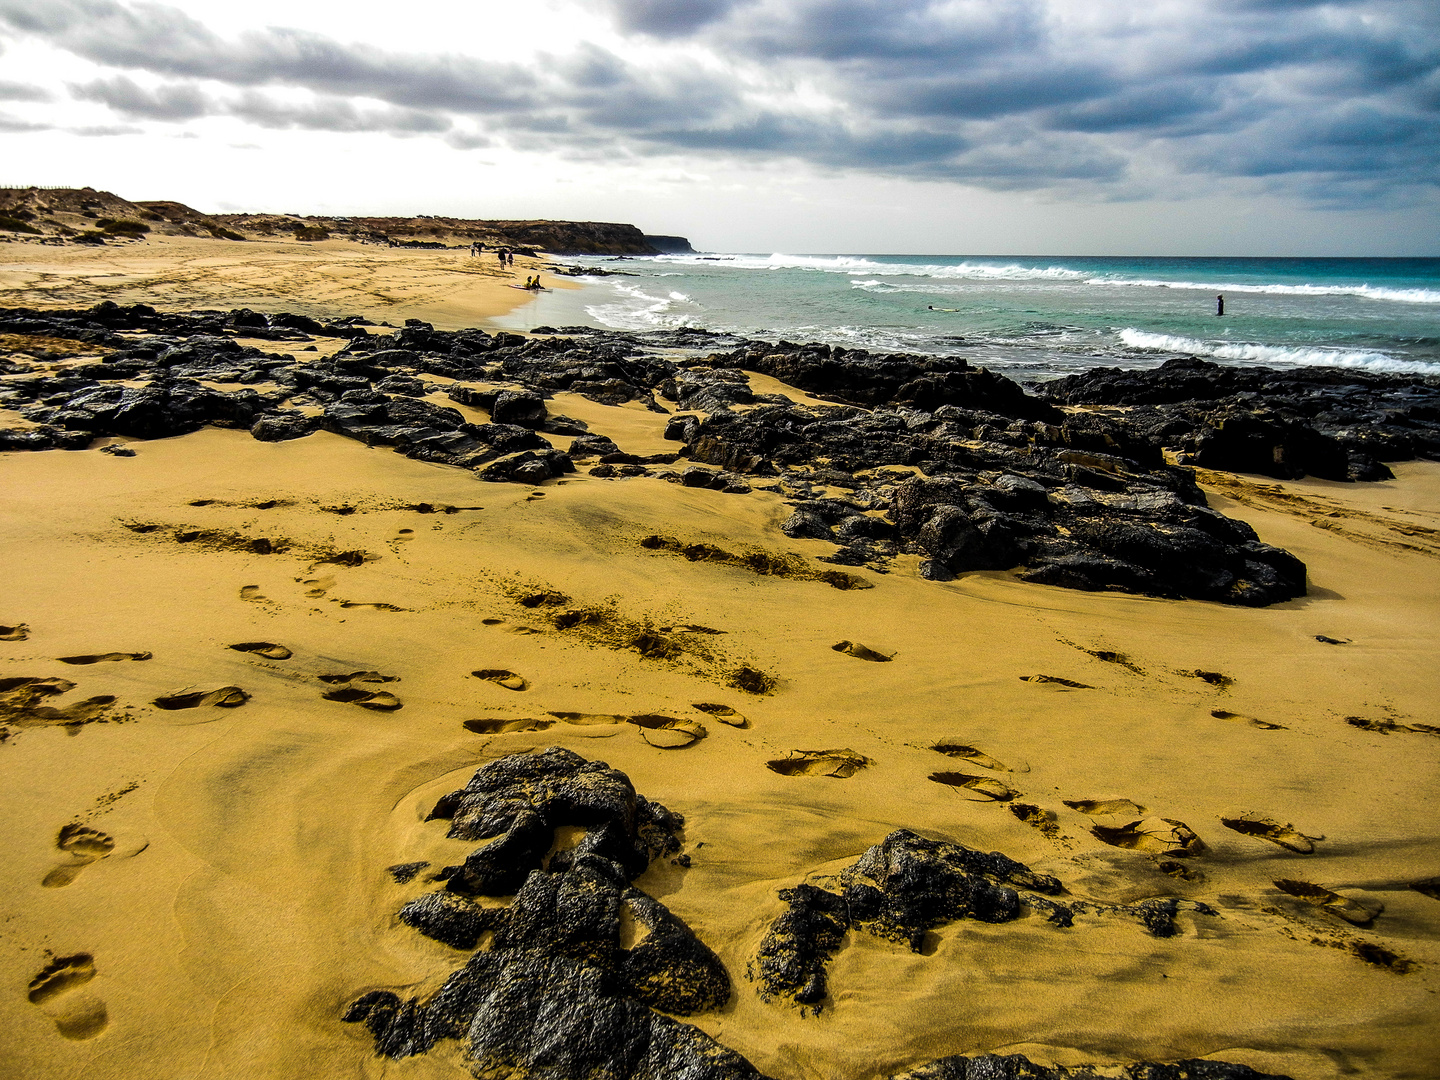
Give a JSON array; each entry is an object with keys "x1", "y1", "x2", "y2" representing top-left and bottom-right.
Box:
[{"x1": 495, "y1": 254, "x2": 1440, "y2": 381}]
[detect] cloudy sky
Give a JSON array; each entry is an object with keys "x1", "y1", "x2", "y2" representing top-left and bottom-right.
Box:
[{"x1": 1, "y1": 0, "x2": 1436, "y2": 254}]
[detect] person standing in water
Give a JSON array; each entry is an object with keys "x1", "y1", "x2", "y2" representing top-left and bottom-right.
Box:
[{"x1": 1217, "y1": 294, "x2": 1225, "y2": 316}]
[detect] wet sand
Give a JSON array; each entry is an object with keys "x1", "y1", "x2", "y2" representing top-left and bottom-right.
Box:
[{"x1": 1, "y1": 251, "x2": 1438, "y2": 1080}]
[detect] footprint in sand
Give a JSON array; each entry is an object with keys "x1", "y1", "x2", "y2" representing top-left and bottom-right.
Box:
[
  {"x1": 229, "y1": 642, "x2": 293, "y2": 660},
  {"x1": 1064, "y1": 798, "x2": 1148, "y2": 817},
  {"x1": 767, "y1": 749, "x2": 870, "y2": 778},
  {"x1": 338, "y1": 601, "x2": 410, "y2": 611},
  {"x1": 1080, "y1": 648, "x2": 1145, "y2": 674},
  {"x1": 473, "y1": 669, "x2": 529, "y2": 692},
  {"x1": 1210, "y1": 709, "x2": 1286, "y2": 730},
  {"x1": 318, "y1": 672, "x2": 401, "y2": 710},
  {"x1": 832, "y1": 641, "x2": 893, "y2": 662},
  {"x1": 42, "y1": 824, "x2": 116, "y2": 888},
  {"x1": 692, "y1": 703, "x2": 747, "y2": 727},
  {"x1": 464, "y1": 717, "x2": 557, "y2": 734},
  {"x1": 930, "y1": 742, "x2": 1021, "y2": 772},
  {"x1": 1274, "y1": 879, "x2": 1382, "y2": 925},
  {"x1": 1345, "y1": 716, "x2": 1440, "y2": 737},
  {"x1": 1008, "y1": 803, "x2": 1069, "y2": 842},
  {"x1": 929, "y1": 771, "x2": 1020, "y2": 801},
  {"x1": 1409, "y1": 877, "x2": 1440, "y2": 901},
  {"x1": 300, "y1": 575, "x2": 335, "y2": 598},
  {"x1": 56, "y1": 652, "x2": 152, "y2": 665},
  {"x1": 1, "y1": 623, "x2": 30, "y2": 641},
  {"x1": 1089, "y1": 816, "x2": 1206, "y2": 857},
  {"x1": 153, "y1": 685, "x2": 250, "y2": 710},
  {"x1": 1020, "y1": 674, "x2": 1093, "y2": 689},
  {"x1": 1222, "y1": 816, "x2": 1321, "y2": 854},
  {"x1": 0, "y1": 677, "x2": 117, "y2": 729},
  {"x1": 540, "y1": 711, "x2": 706, "y2": 748},
  {"x1": 239, "y1": 585, "x2": 268, "y2": 603},
  {"x1": 548, "y1": 711, "x2": 630, "y2": 726},
  {"x1": 626, "y1": 714, "x2": 708, "y2": 749},
  {"x1": 1183, "y1": 669, "x2": 1234, "y2": 688},
  {"x1": 27, "y1": 954, "x2": 108, "y2": 1040}
]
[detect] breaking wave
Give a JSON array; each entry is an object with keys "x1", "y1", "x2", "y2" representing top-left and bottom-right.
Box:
[
  {"x1": 1118, "y1": 329, "x2": 1437, "y2": 374},
  {"x1": 584, "y1": 282, "x2": 702, "y2": 331}
]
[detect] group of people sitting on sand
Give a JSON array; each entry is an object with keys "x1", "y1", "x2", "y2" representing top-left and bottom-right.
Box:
[{"x1": 522, "y1": 275, "x2": 543, "y2": 290}]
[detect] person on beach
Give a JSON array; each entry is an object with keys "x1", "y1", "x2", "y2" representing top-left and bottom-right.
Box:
[{"x1": 1217, "y1": 294, "x2": 1225, "y2": 316}]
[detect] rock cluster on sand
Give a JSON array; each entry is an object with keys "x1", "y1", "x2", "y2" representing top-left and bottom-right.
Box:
[
  {"x1": 4, "y1": 302, "x2": 1437, "y2": 606},
  {"x1": 343, "y1": 747, "x2": 762, "y2": 1077},
  {"x1": 345, "y1": 751, "x2": 1289, "y2": 1080}
]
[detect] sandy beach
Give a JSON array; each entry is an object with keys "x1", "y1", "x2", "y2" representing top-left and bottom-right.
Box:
[
  {"x1": 0, "y1": 234, "x2": 568, "y2": 330},
  {"x1": 1, "y1": 241, "x2": 1438, "y2": 1080}
]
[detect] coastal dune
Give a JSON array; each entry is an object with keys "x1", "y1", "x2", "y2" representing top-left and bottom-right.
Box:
[{"x1": 1, "y1": 419, "x2": 1437, "y2": 1079}]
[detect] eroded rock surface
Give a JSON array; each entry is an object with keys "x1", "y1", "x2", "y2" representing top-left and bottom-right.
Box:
[
  {"x1": 344, "y1": 747, "x2": 764, "y2": 1079},
  {"x1": 753, "y1": 829, "x2": 1217, "y2": 1014}
]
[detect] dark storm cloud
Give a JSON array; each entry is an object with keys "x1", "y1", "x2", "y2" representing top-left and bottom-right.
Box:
[
  {"x1": 1, "y1": 0, "x2": 1437, "y2": 201},
  {"x1": 610, "y1": 0, "x2": 751, "y2": 37},
  {"x1": 0, "y1": 0, "x2": 539, "y2": 113}
]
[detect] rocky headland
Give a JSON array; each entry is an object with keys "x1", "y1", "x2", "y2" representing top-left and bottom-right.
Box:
[{"x1": 0, "y1": 187, "x2": 692, "y2": 255}]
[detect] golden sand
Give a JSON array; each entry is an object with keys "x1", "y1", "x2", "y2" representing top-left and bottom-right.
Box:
[
  {"x1": 1, "y1": 243, "x2": 1437, "y2": 1080},
  {"x1": 0, "y1": 233, "x2": 568, "y2": 329}
]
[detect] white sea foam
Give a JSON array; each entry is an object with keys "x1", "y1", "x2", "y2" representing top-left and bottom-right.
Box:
[
  {"x1": 1097, "y1": 279, "x2": 1440, "y2": 304},
  {"x1": 656, "y1": 252, "x2": 1086, "y2": 281},
  {"x1": 649, "y1": 252, "x2": 1440, "y2": 304},
  {"x1": 584, "y1": 281, "x2": 702, "y2": 330},
  {"x1": 1118, "y1": 328, "x2": 1436, "y2": 373}
]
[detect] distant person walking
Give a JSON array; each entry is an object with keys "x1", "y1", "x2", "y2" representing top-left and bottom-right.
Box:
[{"x1": 1217, "y1": 294, "x2": 1225, "y2": 316}]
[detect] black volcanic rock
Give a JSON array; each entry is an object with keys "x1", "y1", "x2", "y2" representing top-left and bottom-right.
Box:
[
  {"x1": 1040, "y1": 357, "x2": 1440, "y2": 480},
  {"x1": 7, "y1": 301, "x2": 1432, "y2": 603},
  {"x1": 345, "y1": 748, "x2": 767, "y2": 1080},
  {"x1": 703, "y1": 341, "x2": 1060, "y2": 419}
]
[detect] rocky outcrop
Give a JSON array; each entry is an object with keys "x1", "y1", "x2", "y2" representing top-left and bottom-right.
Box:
[
  {"x1": 1040, "y1": 357, "x2": 1440, "y2": 481},
  {"x1": 753, "y1": 829, "x2": 1222, "y2": 1018},
  {"x1": 344, "y1": 748, "x2": 765, "y2": 1079},
  {"x1": 342, "y1": 753, "x2": 1282, "y2": 1080},
  {"x1": 7, "y1": 301, "x2": 1433, "y2": 606}
]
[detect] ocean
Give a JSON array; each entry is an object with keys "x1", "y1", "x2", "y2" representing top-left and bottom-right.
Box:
[{"x1": 492, "y1": 254, "x2": 1440, "y2": 382}]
